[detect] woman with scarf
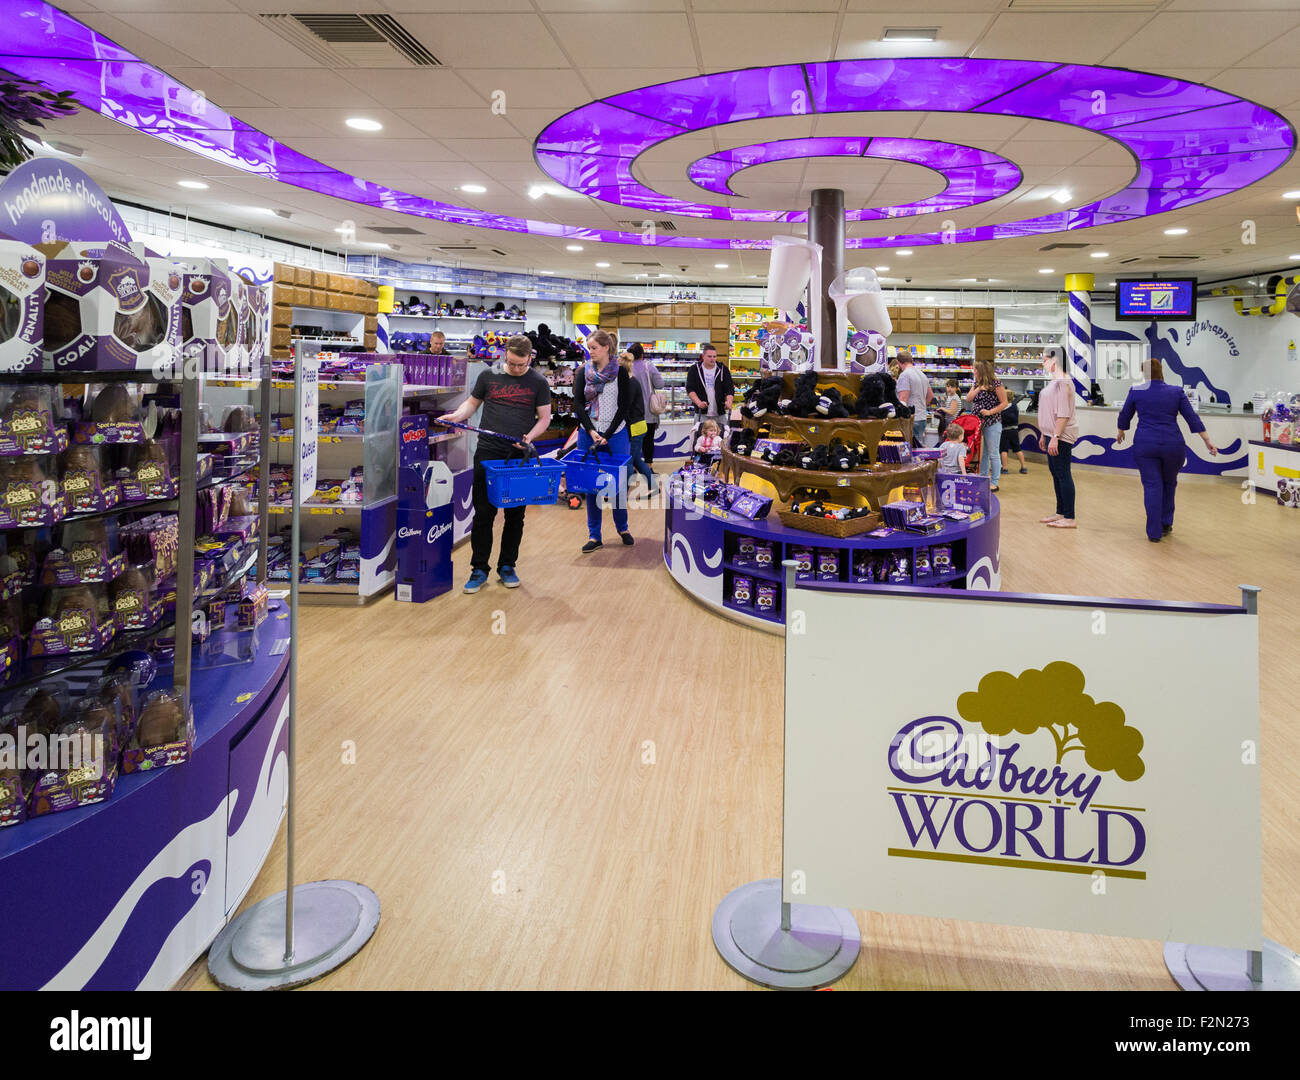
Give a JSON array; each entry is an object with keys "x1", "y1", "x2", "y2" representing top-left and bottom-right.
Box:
[{"x1": 573, "y1": 329, "x2": 633, "y2": 552}]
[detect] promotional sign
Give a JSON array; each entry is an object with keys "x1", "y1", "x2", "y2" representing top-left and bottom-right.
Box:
[
  {"x1": 294, "y1": 356, "x2": 319, "y2": 502},
  {"x1": 784, "y1": 586, "x2": 1261, "y2": 948},
  {"x1": 936, "y1": 471, "x2": 990, "y2": 516},
  {"x1": 0, "y1": 159, "x2": 131, "y2": 246}
]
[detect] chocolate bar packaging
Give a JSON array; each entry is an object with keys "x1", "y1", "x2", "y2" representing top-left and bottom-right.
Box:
[
  {"x1": 756, "y1": 581, "x2": 778, "y2": 614},
  {"x1": 753, "y1": 540, "x2": 775, "y2": 568},
  {"x1": 0, "y1": 240, "x2": 46, "y2": 374},
  {"x1": 790, "y1": 544, "x2": 814, "y2": 581},
  {"x1": 40, "y1": 240, "x2": 182, "y2": 373},
  {"x1": 734, "y1": 535, "x2": 756, "y2": 566}
]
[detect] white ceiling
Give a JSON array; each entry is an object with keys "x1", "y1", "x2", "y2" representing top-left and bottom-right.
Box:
[{"x1": 24, "y1": 0, "x2": 1300, "y2": 289}]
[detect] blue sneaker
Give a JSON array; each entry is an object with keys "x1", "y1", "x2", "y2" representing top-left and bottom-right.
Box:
[
  {"x1": 497, "y1": 565, "x2": 520, "y2": 588},
  {"x1": 463, "y1": 569, "x2": 489, "y2": 594}
]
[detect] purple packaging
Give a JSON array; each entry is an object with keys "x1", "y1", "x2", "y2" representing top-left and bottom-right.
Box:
[
  {"x1": 753, "y1": 540, "x2": 775, "y2": 568},
  {"x1": 756, "y1": 581, "x2": 778, "y2": 614},
  {"x1": 915, "y1": 546, "x2": 932, "y2": 578},
  {"x1": 40, "y1": 240, "x2": 182, "y2": 373},
  {"x1": 735, "y1": 536, "x2": 756, "y2": 566},
  {"x1": 179, "y1": 256, "x2": 249, "y2": 375},
  {"x1": 791, "y1": 544, "x2": 814, "y2": 580},
  {"x1": 816, "y1": 548, "x2": 839, "y2": 581},
  {"x1": 0, "y1": 240, "x2": 46, "y2": 373},
  {"x1": 852, "y1": 551, "x2": 875, "y2": 583},
  {"x1": 932, "y1": 544, "x2": 953, "y2": 572},
  {"x1": 731, "y1": 573, "x2": 754, "y2": 607}
]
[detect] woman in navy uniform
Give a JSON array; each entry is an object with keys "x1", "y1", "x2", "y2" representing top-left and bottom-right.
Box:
[{"x1": 1115, "y1": 358, "x2": 1217, "y2": 542}]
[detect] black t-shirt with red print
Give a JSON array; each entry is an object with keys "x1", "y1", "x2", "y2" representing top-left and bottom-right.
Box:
[{"x1": 471, "y1": 367, "x2": 551, "y2": 460}]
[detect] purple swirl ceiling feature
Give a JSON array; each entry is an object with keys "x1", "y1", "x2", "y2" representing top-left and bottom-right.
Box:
[{"x1": 0, "y1": 0, "x2": 1293, "y2": 251}]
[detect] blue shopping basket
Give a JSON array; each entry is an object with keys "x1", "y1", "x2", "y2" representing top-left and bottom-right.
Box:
[
  {"x1": 482, "y1": 448, "x2": 565, "y2": 508},
  {"x1": 559, "y1": 445, "x2": 631, "y2": 496}
]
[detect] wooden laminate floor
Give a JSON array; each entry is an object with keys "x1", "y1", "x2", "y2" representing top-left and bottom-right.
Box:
[{"x1": 178, "y1": 462, "x2": 1300, "y2": 990}]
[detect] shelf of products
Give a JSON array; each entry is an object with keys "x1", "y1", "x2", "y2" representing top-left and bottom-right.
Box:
[{"x1": 729, "y1": 304, "x2": 779, "y2": 369}]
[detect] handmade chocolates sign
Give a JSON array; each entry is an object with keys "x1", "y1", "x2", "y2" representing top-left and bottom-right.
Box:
[
  {"x1": 0, "y1": 159, "x2": 130, "y2": 246},
  {"x1": 784, "y1": 587, "x2": 1261, "y2": 948}
]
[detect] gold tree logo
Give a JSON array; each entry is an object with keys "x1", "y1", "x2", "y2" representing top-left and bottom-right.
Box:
[{"x1": 956, "y1": 661, "x2": 1145, "y2": 781}]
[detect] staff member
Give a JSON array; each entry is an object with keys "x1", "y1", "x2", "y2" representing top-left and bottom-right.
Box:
[
  {"x1": 440, "y1": 335, "x2": 551, "y2": 593},
  {"x1": 1115, "y1": 358, "x2": 1217, "y2": 542},
  {"x1": 684, "y1": 343, "x2": 734, "y2": 423}
]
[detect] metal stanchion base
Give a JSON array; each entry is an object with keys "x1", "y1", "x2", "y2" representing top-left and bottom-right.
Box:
[
  {"x1": 712, "y1": 878, "x2": 860, "y2": 989},
  {"x1": 1164, "y1": 939, "x2": 1300, "y2": 991},
  {"x1": 208, "y1": 880, "x2": 380, "y2": 991}
]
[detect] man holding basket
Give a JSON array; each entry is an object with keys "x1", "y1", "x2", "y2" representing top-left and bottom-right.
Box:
[{"x1": 439, "y1": 335, "x2": 551, "y2": 593}]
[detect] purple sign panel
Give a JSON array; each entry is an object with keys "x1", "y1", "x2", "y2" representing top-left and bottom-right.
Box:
[{"x1": 0, "y1": 158, "x2": 131, "y2": 245}]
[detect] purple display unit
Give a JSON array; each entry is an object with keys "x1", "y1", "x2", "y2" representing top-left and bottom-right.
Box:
[
  {"x1": 663, "y1": 499, "x2": 1001, "y2": 633},
  {"x1": 0, "y1": 605, "x2": 293, "y2": 990}
]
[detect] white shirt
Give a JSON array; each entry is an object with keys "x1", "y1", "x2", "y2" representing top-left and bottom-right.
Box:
[
  {"x1": 896, "y1": 365, "x2": 929, "y2": 421},
  {"x1": 702, "y1": 364, "x2": 719, "y2": 414}
]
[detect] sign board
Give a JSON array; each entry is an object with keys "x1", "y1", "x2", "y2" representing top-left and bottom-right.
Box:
[
  {"x1": 936, "y1": 472, "x2": 990, "y2": 516},
  {"x1": 0, "y1": 159, "x2": 131, "y2": 246},
  {"x1": 294, "y1": 356, "x2": 320, "y2": 503},
  {"x1": 783, "y1": 586, "x2": 1261, "y2": 948}
]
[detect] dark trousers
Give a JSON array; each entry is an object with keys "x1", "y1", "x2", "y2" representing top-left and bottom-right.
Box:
[
  {"x1": 1134, "y1": 443, "x2": 1184, "y2": 540},
  {"x1": 470, "y1": 459, "x2": 526, "y2": 572},
  {"x1": 1047, "y1": 440, "x2": 1075, "y2": 519},
  {"x1": 643, "y1": 424, "x2": 658, "y2": 463}
]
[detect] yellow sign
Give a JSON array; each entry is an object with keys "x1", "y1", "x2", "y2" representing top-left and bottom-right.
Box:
[{"x1": 573, "y1": 302, "x2": 600, "y2": 324}]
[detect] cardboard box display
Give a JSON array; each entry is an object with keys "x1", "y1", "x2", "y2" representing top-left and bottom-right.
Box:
[
  {"x1": 40, "y1": 241, "x2": 182, "y2": 373},
  {"x1": 0, "y1": 240, "x2": 46, "y2": 373},
  {"x1": 0, "y1": 383, "x2": 66, "y2": 455},
  {"x1": 179, "y1": 256, "x2": 248, "y2": 373}
]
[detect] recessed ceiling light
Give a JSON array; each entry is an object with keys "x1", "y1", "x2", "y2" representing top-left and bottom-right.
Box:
[
  {"x1": 345, "y1": 117, "x2": 383, "y2": 132},
  {"x1": 595, "y1": 261, "x2": 610, "y2": 268},
  {"x1": 458, "y1": 184, "x2": 487, "y2": 194},
  {"x1": 1163, "y1": 227, "x2": 1188, "y2": 235},
  {"x1": 1039, "y1": 268, "x2": 1055, "y2": 274},
  {"x1": 657, "y1": 273, "x2": 671, "y2": 278},
  {"x1": 528, "y1": 185, "x2": 545, "y2": 199},
  {"x1": 1289, "y1": 254, "x2": 1300, "y2": 261},
  {"x1": 1090, "y1": 251, "x2": 1109, "y2": 258},
  {"x1": 1051, "y1": 190, "x2": 1072, "y2": 204},
  {"x1": 241, "y1": 207, "x2": 276, "y2": 216},
  {"x1": 177, "y1": 180, "x2": 208, "y2": 190},
  {"x1": 714, "y1": 263, "x2": 729, "y2": 269},
  {"x1": 566, "y1": 244, "x2": 584, "y2": 252},
  {"x1": 881, "y1": 27, "x2": 937, "y2": 42},
  {"x1": 1284, "y1": 191, "x2": 1300, "y2": 199},
  {"x1": 896, "y1": 249, "x2": 913, "y2": 256},
  {"x1": 875, "y1": 265, "x2": 890, "y2": 272},
  {"x1": 539, "y1": 270, "x2": 554, "y2": 275}
]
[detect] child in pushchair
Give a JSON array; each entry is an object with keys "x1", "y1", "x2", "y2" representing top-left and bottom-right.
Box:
[{"x1": 693, "y1": 419, "x2": 725, "y2": 466}]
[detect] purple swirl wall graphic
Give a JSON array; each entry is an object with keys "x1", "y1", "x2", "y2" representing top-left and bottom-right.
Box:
[{"x1": 0, "y1": 1, "x2": 1291, "y2": 250}]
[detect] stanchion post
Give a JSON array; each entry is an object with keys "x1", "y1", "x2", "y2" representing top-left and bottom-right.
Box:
[
  {"x1": 1240, "y1": 584, "x2": 1263, "y2": 984},
  {"x1": 781, "y1": 558, "x2": 796, "y2": 936}
]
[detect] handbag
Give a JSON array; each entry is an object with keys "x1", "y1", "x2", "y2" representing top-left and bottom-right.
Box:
[
  {"x1": 629, "y1": 419, "x2": 648, "y2": 437},
  {"x1": 648, "y1": 391, "x2": 668, "y2": 416}
]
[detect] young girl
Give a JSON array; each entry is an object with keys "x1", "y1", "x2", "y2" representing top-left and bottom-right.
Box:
[
  {"x1": 938, "y1": 423, "x2": 969, "y2": 474},
  {"x1": 936, "y1": 379, "x2": 961, "y2": 430},
  {"x1": 694, "y1": 419, "x2": 722, "y2": 462}
]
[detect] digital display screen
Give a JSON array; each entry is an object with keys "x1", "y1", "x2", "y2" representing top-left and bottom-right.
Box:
[{"x1": 1115, "y1": 278, "x2": 1197, "y2": 321}]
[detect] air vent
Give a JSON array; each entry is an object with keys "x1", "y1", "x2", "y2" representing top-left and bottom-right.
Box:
[
  {"x1": 259, "y1": 13, "x2": 440, "y2": 67},
  {"x1": 437, "y1": 245, "x2": 509, "y2": 258},
  {"x1": 1119, "y1": 257, "x2": 1143, "y2": 264},
  {"x1": 366, "y1": 226, "x2": 424, "y2": 235},
  {"x1": 1157, "y1": 254, "x2": 1200, "y2": 261},
  {"x1": 616, "y1": 220, "x2": 678, "y2": 232},
  {"x1": 1009, "y1": 0, "x2": 1161, "y2": 11},
  {"x1": 1040, "y1": 242, "x2": 1090, "y2": 251},
  {"x1": 622, "y1": 261, "x2": 663, "y2": 267}
]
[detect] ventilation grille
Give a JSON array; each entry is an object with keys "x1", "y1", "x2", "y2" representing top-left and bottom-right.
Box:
[
  {"x1": 1157, "y1": 254, "x2": 1200, "y2": 261},
  {"x1": 1040, "y1": 242, "x2": 1090, "y2": 251},
  {"x1": 622, "y1": 260, "x2": 662, "y2": 267},
  {"x1": 366, "y1": 226, "x2": 424, "y2": 235},
  {"x1": 1009, "y1": 0, "x2": 1161, "y2": 11},
  {"x1": 616, "y1": 220, "x2": 678, "y2": 232},
  {"x1": 437, "y1": 245, "x2": 509, "y2": 258},
  {"x1": 1119, "y1": 257, "x2": 1143, "y2": 264},
  {"x1": 259, "y1": 13, "x2": 440, "y2": 67}
]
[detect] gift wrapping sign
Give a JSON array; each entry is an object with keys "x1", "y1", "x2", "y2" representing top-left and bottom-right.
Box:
[{"x1": 783, "y1": 585, "x2": 1261, "y2": 948}]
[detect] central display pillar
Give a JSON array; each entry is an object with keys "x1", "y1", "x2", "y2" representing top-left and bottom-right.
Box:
[{"x1": 808, "y1": 188, "x2": 845, "y2": 368}]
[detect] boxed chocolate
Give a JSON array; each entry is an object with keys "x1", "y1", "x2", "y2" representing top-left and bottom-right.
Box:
[
  {"x1": 756, "y1": 581, "x2": 778, "y2": 614},
  {"x1": 122, "y1": 688, "x2": 194, "y2": 774},
  {"x1": 915, "y1": 546, "x2": 933, "y2": 578},
  {"x1": 0, "y1": 384, "x2": 66, "y2": 455},
  {"x1": 816, "y1": 548, "x2": 839, "y2": 581},
  {"x1": 882, "y1": 499, "x2": 926, "y2": 529},
  {"x1": 237, "y1": 581, "x2": 268, "y2": 630},
  {"x1": 73, "y1": 383, "x2": 146, "y2": 444},
  {"x1": 851, "y1": 551, "x2": 877, "y2": 583},
  {"x1": 179, "y1": 256, "x2": 248, "y2": 375},
  {"x1": 734, "y1": 535, "x2": 756, "y2": 566},
  {"x1": 790, "y1": 544, "x2": 814, "y2": 581},
  {"x1": 731, "y1": 573, "x2": 753, "y2": 607},
  {"x1": 0, "y1": 455, "x2": 63, "y2": 528},
  {"x1": 28, "y1": 706, "x2": 118, "y2": 816},
  {"x1": 932, "y1": 544, "x2": 953, "y2": 573},
  {"x1": 40, "y1": 520, "x2": 127, "y2": 586},
  {"x1": 0, "y1": 240, "x2": 46, "y2": 374},
  {"x1": 111, "y1": 567, "x2": 164, "y2": 632},
  {"x1": 60, "y1": 444, "x2": 122, "y2": 513},
  {"x1": 753, "y1": 540, "x2": 775, "y2": 569},
  {"x1": 118, "y1": 439, "x2": 177, "y2": 501},
  {"x1": 40, "y1": 240, "x2": 182, "y2": 373},
  {"x1": 29, "y1": 584, "x2": 115, "y2": 655}
]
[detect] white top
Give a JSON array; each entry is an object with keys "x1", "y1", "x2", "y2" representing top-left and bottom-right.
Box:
[
  {"x1": 702, "y1": 364, "x2": 719, "y2": 414},
  {"x1": 896, "y1": 365, "x2": 929, "y2": 422},
  {"x1": 591, "y1": 375, "x2": 625, "y2": 434}
]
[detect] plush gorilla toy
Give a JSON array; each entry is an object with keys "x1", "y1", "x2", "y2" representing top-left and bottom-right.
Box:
[
  {"x1": 784, "y1": 371, "x2": 820, "y2": 417},
  {"x1": 855, "y1": 372, "x2": 912, "y2": 419},
  {"x1": 740, "y1": 376, "x2": 784, "y2": 419}
]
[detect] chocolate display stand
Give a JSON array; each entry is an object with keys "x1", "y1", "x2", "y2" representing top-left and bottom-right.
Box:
[
  {"x1": 743, "y1": 414, "x2": 912, "y2": 464},
  {"x1": 718, "y1": 446, "x2": 937, "y2": 511},
  {"x1": 208, "y1": 343, "x2": 379, "y2": 990}
]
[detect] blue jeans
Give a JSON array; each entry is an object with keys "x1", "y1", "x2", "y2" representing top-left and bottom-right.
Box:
[
  {"x1": 1134, "y1": 442, "x2": 1184, "y2": 540},
  {"x1": 980, "y1": 421, "x2": 1002, "y2": 484},
  {"x1": 577, "y1": 426, "x2": 630, "y2": 540}
]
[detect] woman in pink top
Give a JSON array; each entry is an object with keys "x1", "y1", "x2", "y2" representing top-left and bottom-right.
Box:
[{"x1": 1036, "y1": 350, "x2": 1079, "y2": 528}]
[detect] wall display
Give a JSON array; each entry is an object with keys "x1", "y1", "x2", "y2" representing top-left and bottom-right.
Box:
[
  {"x1": 1116, "y1": 279, "x2": 1197, "y2": 322},
  {"x1": 783, "y1": 586, "x2": 1260, "y2": 949}
]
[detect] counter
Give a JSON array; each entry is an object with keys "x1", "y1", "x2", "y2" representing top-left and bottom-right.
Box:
[{"x1": 1016, "y1": 404, "x2": 1255, "y2": 477}]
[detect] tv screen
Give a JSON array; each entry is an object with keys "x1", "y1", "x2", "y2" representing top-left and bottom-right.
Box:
[{"x1": 1115, "y1": 278, "x2": 1197, "y2": 321}]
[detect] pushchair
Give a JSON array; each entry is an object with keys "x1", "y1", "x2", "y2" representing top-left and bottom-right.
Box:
[
  {"x1": 952, "y1": 413, "x2": 982, "y2": 471},
  {"x1": 689, "y1": 415, "x2": 729, "y2": 467}
]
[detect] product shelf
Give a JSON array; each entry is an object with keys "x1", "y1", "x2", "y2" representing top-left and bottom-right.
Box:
[
  {"x1": 1, "y1": 493, "x2": 181, "y2": 534},
  {"x1": 1, "y1": 613, "x2": 178, "y2": 696},
  {"x1": 722, "y1": 558, "x2": 783, "y2": 582},
  {"x1": 389, "y1": 314, "x2": 523, "y2": 324}
]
